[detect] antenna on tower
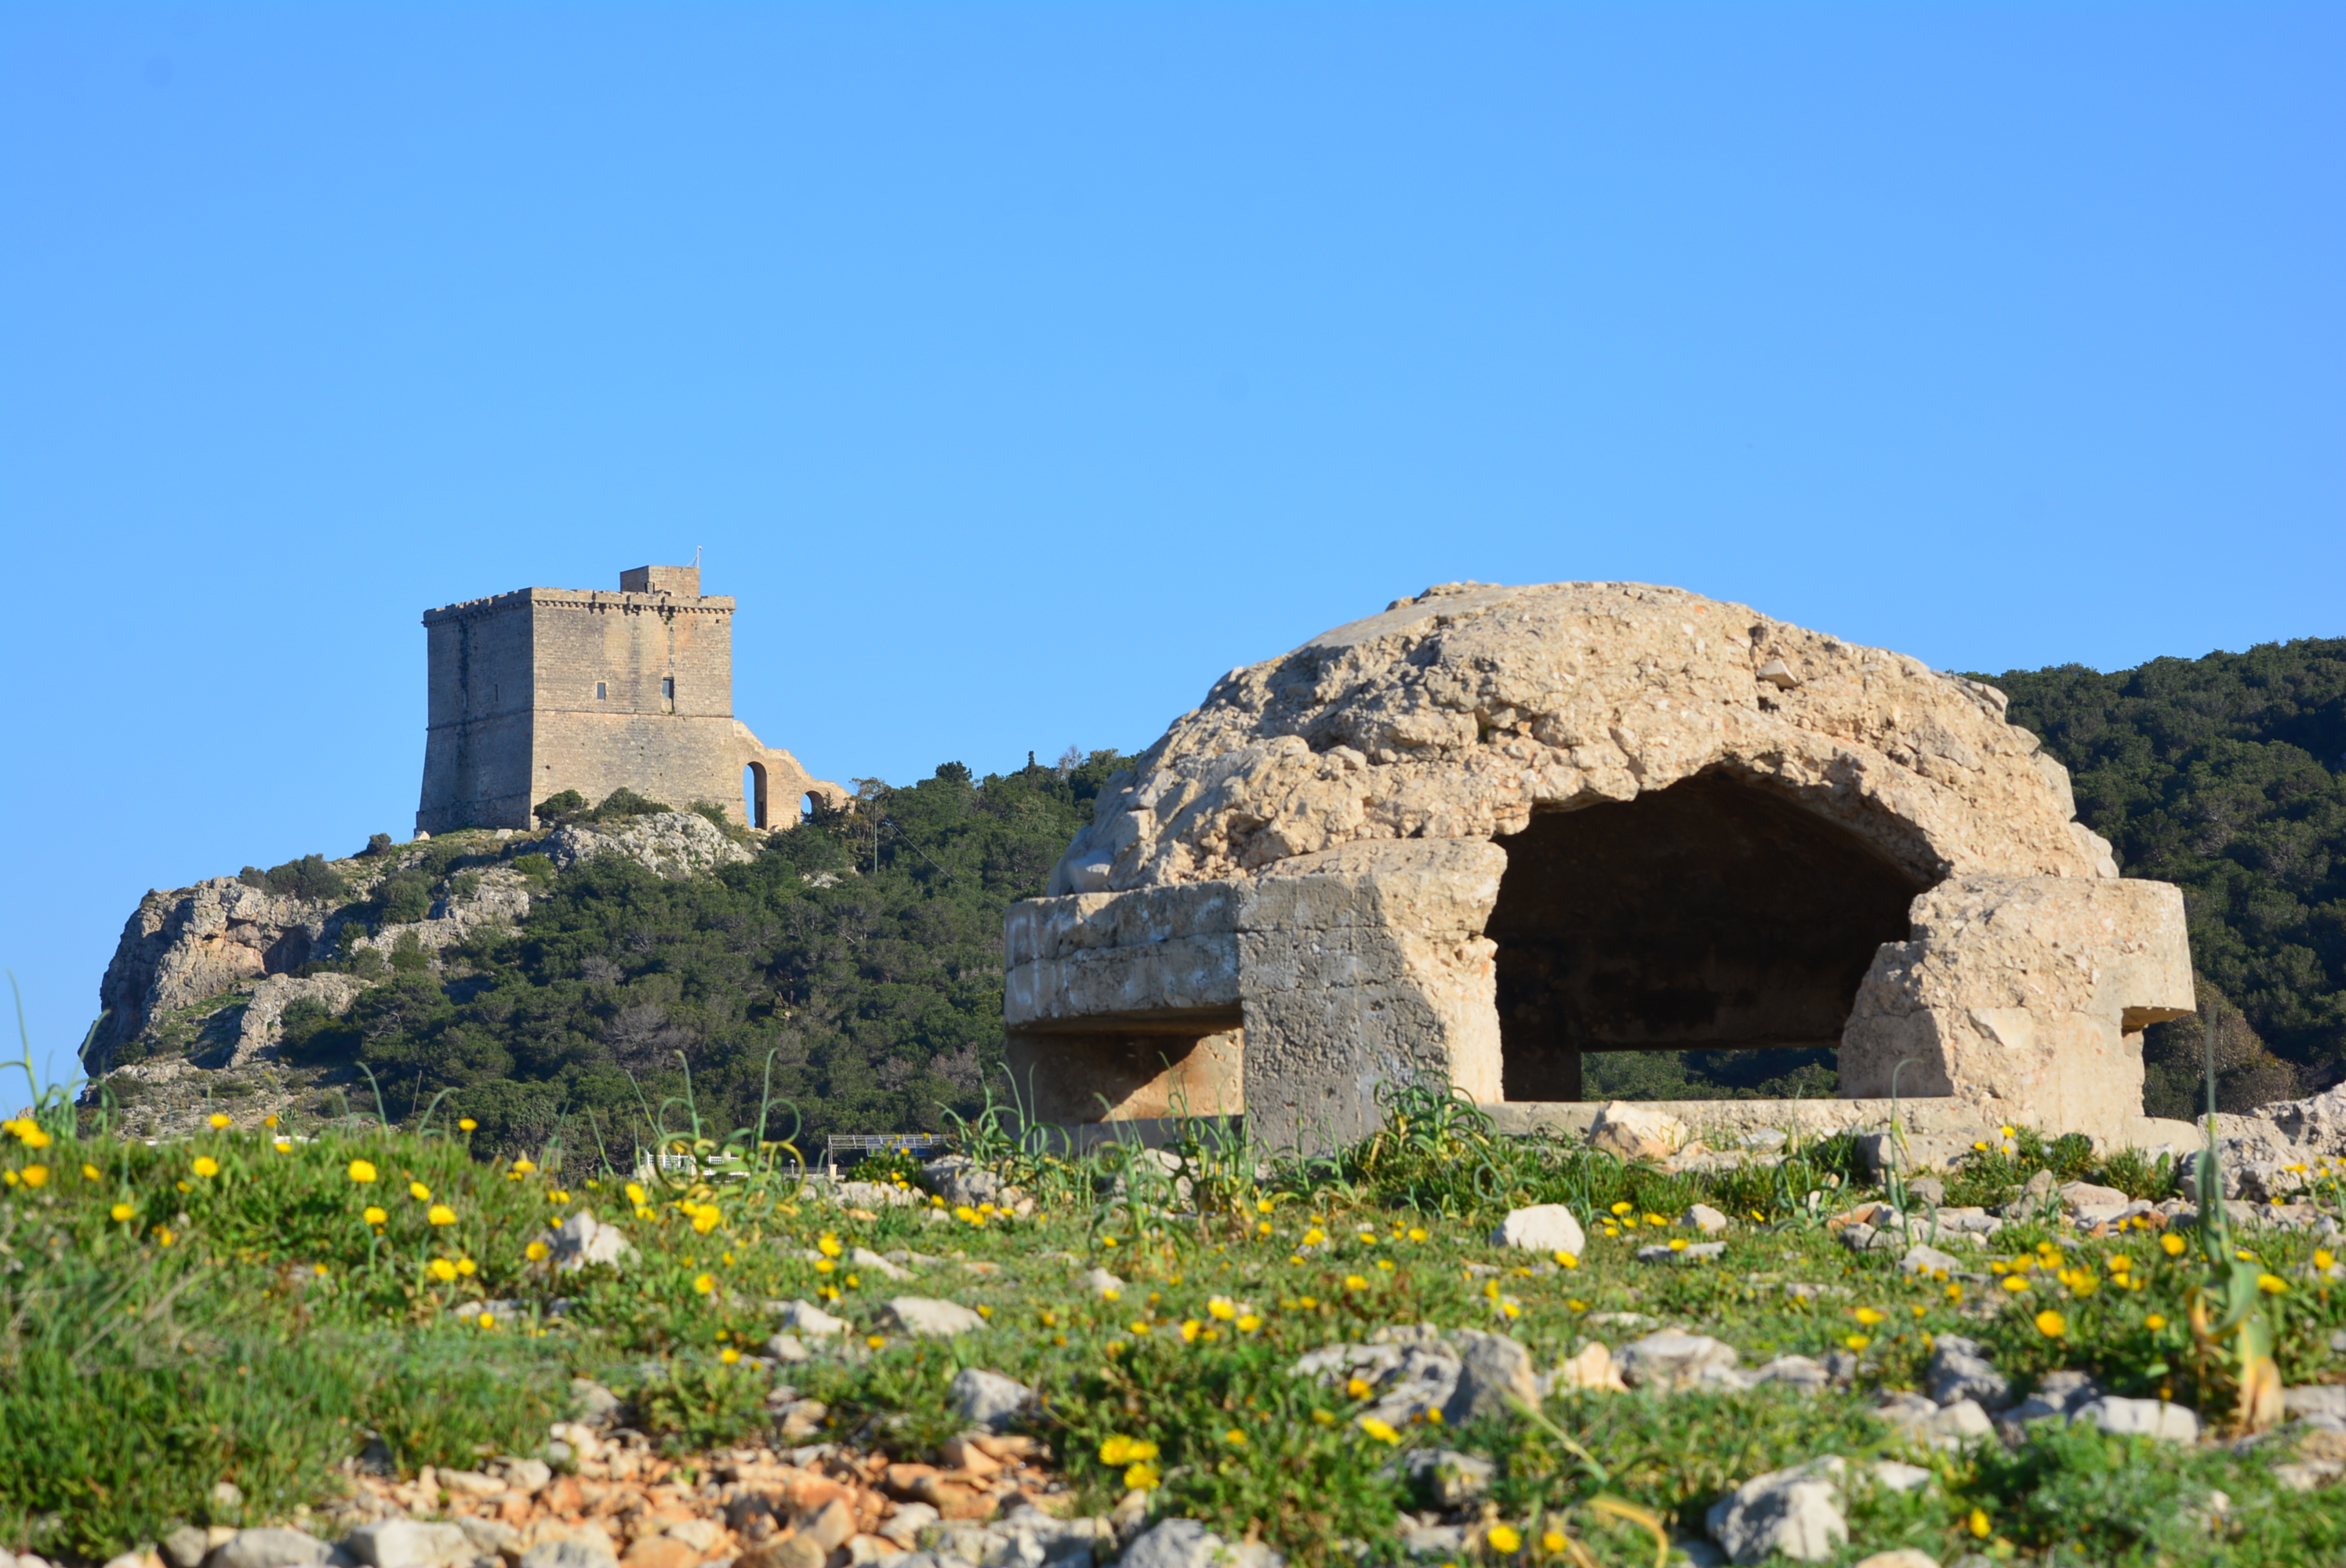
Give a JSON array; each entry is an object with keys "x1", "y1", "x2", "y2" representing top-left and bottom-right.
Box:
[{"x1": 692, "y1": 544, "x2": 703, "y2": 568}]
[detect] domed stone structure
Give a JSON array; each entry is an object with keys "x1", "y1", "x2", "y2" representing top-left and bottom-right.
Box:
[{"x1": 1005, "y1": 583, "x2": 2195, "y2": 1151}]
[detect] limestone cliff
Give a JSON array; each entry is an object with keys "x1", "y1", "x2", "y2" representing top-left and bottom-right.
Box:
[{"x1": 82, "y1": 810, "x2": 757, "y2": 1137}]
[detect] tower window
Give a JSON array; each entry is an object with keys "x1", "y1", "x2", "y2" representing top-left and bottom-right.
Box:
[
  {"x1": 662, "y1": 677, "x2": 676, "y2": 702},
  {"x1": 596, "y1": 682, "x2": 607, "y2": 701}
]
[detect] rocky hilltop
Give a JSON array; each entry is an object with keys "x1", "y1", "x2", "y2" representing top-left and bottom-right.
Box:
[{"x1": 83, "y1": 811, "x2": 759, "y2": 1138}]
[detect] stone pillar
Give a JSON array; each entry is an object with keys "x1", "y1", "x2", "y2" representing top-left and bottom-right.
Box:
[
  {"x1": 1236, "y1": 840, "x2": 1505, "y2": 1154},
  {"x1": 1839, "y1": 875, "x2": 2195, "y2": 1145}
]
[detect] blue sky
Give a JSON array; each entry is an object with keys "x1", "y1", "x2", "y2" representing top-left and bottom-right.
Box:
[{"x1": 2, "y1": 2, "x2": 2340, "y2": 1092}]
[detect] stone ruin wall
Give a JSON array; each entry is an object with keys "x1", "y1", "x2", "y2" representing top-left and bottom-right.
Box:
[{"x1": 1004, "y1": 582, "x2": 2201, "y2": 1153}]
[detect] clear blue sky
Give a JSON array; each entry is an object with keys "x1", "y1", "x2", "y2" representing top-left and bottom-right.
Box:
[{"x1": 3, "y1": 3, "x2": 2340, "y2": 1094}]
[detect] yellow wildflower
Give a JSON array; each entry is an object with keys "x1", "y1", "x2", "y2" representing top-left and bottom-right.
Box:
[
  {"x1": 459, "y1": 1118, "x2": 478, "y2": 1131},
  {"x1": 1854, "y1": 1306, "x2": 1886, "y2": 1326},
  {"x1": 409, "y1": 1181, "x2": 430, "y2": 1201},
  {"x1": 2145, "y1": 1313, "x2": 2168, "y2": 1330},
  {"x1": 456, "y1": 1257, "x2": 477, "y2": 1276},
  {"x1": 427, "y1": 1204, "x2": 456, "y2": 1226},
  {"x1": 1344, "y1": 1274, "x2": 1368, "y2": 1291},
  {"x1": 1222, "y1": 1428, "x2": 1247, "y2": 1446},
  {"x1": 273, "y1": 1140, "x2": 292, "y2": 1154},
  {"x1": 1542, "y1": 1530, "x2": 1566, "y2": 1553},
  {"x1": 511, "y1": 1158, "x2": 536, "y2": 1173},
  {"x1": 110, "y1": 1202, "x2": 134, "y2": 1222},
  {"x1": 1554, "y1": 1250, "x2": 1578, "y2": 1268},
  {"x1": 1208, "y1": 1296, "x2": 1237, "y2": 1320},
  {"x1": 209, "y1": 1113, "x2": 231, "y2": 1130},
  {"x1": 191, "y1": 1156, "x2": 220, "y2": 1179},
  {"x1": 526, "y1": 1240, "x2": 550, "y2": 1261},
  {"x1": 477, "y1": 1312, "x2": 495, "y2": 1329},
  {"x1": 1970, "y1": 1508, "x2": 1992, "y2": 1538},
  {"x1": 348, "y1": 1160, "x2": 377, "y2": 1184},
  {"x1": 81, "y1": 1163, "x2": 101, "y2": 1181},
  {"x1": 1358, "y1": 1417, "x2": 1401, "y2": 1444},
  {"x1": 1486, "y1": 1525, "x2": 1521, "y2": 1554},
  {"x1": 2035, "y1": 1309, "x2": 2066, "y2": 1338},
  {"x1": 626, "y1": 1181, "x2": 648, "y2": 1206},
  {"x1": 1123, "y1": 1462, "x2": 1160, "y2": 1490},
  {"x1": 21, "y1": 1165, "x2": 49, "y2": 1188},
  {"x1": 818, "y1": 1232, "x2": 844, "y2": 1258},
  {"x1": 428, "y1": 1258, "x2": 458, "y2": 1282},
  {"x1": 2161, "y1": 1234, "x2": 2187, "y2": 1257},
  {"x1": 693, "y1": 1272, "x2": 716, "y2": 1294},
  {"x1": 1844, "y1": 1334, "x2": 1870, "y2": 1352},
  {"x1": 364, "y1": 1206, "x2": 388, "y2": 1225},
  {"x1": 2258, "y1": 1273, "x2": 2288, "y2": 1294},
  {"x1": 1236, "y1": 1314, "x2": 1262, "y2": 1333}
]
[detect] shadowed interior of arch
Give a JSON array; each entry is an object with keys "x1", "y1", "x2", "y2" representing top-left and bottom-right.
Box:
[{"x1": 1489, "y1": 772, "x2": 1927, "y2": 1102}]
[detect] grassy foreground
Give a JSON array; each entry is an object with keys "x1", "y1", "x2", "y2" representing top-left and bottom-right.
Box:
[{"x1": 4, "y1": 1086, "x2": 2344, "y2": 1567}]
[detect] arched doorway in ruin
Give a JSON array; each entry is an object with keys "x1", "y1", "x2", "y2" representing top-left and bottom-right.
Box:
[
  {"x1": 1487, "y1": 771, "x2": 1927, "y2": 1102},
  {"x1": 744, "y1": 761, "x2": 770, "y2": 829}
]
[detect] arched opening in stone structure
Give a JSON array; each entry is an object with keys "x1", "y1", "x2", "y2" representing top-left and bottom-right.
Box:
[
  {"x1": 801, "y1": 791, "x2": 822, "y2": 825},
  {"x1": 1488, "y1": 771, "x2": 1927, "y2": 1102},
  {"x1": 744, "y1": 761, "x2": 769, "y2": 829}
]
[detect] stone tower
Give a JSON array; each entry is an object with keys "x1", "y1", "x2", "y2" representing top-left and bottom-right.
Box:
[{"x1": 417, "y1": 565, "x2": 842, "y2": 835}]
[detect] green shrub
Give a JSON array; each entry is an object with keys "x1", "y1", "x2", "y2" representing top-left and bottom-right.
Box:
[
  {"x1": 449, "y1": 871, "x2": 482, "y2": 901},
  {"x1": 358, "y1": 833, "x2": 395, "y2": 858},
  {"x1": 508, "y1": 853, "x2": 555, "y2": 885},
  {"x1": 374, "y1": 873, "x2": 433, "y2": 926},
  {"x1": 534, "y1": 789, "x2": 587, "y2": 826},
  {"x1": 592, "y1": 787, "x2": 671, "y2": 822},
  {"x1": 239, "y1": 855, "x2": 349, "y2": 903},
  {"x1": 388, "y1": 931, "x2": 430, "y2": 974}
]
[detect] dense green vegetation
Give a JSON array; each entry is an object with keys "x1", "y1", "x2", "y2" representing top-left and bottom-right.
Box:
[
  {"x1": 273, "y1": 755, "x2": 1131, "y2": 1160},
  {"x1": 1978, "y1": 637, "x2": 2346, "y2": 1111}
]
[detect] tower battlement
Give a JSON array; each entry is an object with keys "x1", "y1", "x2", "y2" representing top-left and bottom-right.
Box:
[{"x1": 416, "y1": 567, "x2": 841, "y2": 835}]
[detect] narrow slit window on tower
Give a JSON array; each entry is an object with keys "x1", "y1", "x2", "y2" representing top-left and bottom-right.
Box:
[
  {"x1": 662, "y1": 677, "x2": 676, "y2": 702},
  {"x1": 596, "y1": 681, "x2": 607, "y2": 701}
]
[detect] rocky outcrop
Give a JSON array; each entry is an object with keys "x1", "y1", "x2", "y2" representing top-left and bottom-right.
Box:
[
  {"x1": 545, "y1": 812, "x2": 757, "y2": 879},
  {"x1": 93, "y1": 880, "x2": 347, "y2": 1068}
]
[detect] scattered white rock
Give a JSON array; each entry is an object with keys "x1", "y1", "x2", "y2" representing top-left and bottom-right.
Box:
[
  {"x1": 516, "y1": 1543, "x2": 615, "y2": 1568},
  {"x1": 951, "y1": 1367, "x2": 1034, "y2": 1430},
  {"x1": 1705, "y1": 1459, "x2": 1847, "y2": 1564},
  {"x1": 2283, "y1": 1386, "x2": 2346, "y2": 1420},
  {"x1": 1082, "y1": 1267, "x2": 1128, "y2": 1297},
  {"x1": 1683, "y1": 1203, "x2": 1730, "y2": 1235},
  {"x1": 1749, "y1": 1356, "x2": 1832, "y2": 1393},
  {"x1": 1617, "y1": 1330, "x2": 1741, "y2": 1392},
  {"x1": 1925, "y1": 1335, "x2": 2012, "y2": 1412},
  {"x1": 773, "y1": 1299, "x2": 851, "y2": 1337},
  {"x1": 1928, "y1": 1399, "x2": 1994, "y2": 1441},
  {"x1": 1491, "y1": 1203, "x2": 1586, "y2": 1257},
  {"x1": 1587, "y1": 1102, "x2": 1691, "y2": 1161},
  {"x1": 1549, "y1": 1341, "x2": 1629, "y2": 1394},
  {"x1": 2075, "y1": 1396, "x2": 2199, "y2": 1443},
  {"x1": 1121, "y1": 1517, "x2": 1284, "y2": 1568},
  {"x1": 1441, "y1": 1330, "x2": 1540, "y2": 1425},
  {"x1": 205, "y1": 1530, "x2": 344, "y2": 1568},
  {"x1": 1852, "y1": 1552, "x2": 1941, "y2": 1568},
  {"x1": 342, "y1": 1522, "x2": 470, "y2": 1568},
  {"x1": 1900, "y1": 1243, "x2": 1964, "y2": 1277},
  {"x1": 763, "y1": 1331, "x2": 810, "y2": 1363},
  {"x1": 879, "y1": 1296, "x2": 988, "y2": 1338},
  {"x1": 848, "y1": 1246, "x2": 913, "y2": 1280},
  {"x1": 549, "y1": 1210, "x2": 631, "y2": 1273}
]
